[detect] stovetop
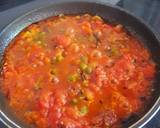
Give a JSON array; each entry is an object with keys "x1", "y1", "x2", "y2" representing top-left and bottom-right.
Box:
[{"x1": 0, "y1": 0, "x2": 159, "y2": 128}]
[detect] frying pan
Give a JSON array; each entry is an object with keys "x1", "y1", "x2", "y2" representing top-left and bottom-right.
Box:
[{"x1": 0, "y1": 1, "x2": 160, "y2": 128}]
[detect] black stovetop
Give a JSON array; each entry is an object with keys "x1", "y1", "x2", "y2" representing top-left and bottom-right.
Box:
[{"x1": 0, "y1": 0, "x2": 159, "y2": 128}]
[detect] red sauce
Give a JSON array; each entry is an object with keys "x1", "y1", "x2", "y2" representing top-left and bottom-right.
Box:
[{"x1": 0, "y1": 14, "x2": 155, "y2": 128}]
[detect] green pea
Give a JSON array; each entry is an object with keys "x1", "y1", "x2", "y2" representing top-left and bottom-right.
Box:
[
  {"x1": 80, "y1": 56, "x2": 88, "y2": 63},
  {"x1": 68, "y1": 74, "x2": 78, "y2": 82},
  {"x1": 40, "y1": 32, "x2": 46, "y2": 36},
  {"x1": 80, "y1": 63, "x2": 87, "y2": 71},
  {"x1": 111, "y1": 47, "x2": 118, "y2": 55},
  {"x1": 79, "y1": 106, "x2": 88, "y2": 116},
  {"x1": 37, "y1": 40, "x2": 46, "y2": 47},
  {"x1": 70, "y1": 98, "x2": 78, "y2": 105},
  {"x1": 55, "y1": 53, "x2": 64, "y2": 62},
  {"x1": 85, "y1": 66, "x2": 92, "y2": 74},
  {"x1": 107, "y1": 47, "x2": 120, "y2": 57}
]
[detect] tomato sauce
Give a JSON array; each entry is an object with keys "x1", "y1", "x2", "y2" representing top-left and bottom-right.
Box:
[{"x1": 0, "y1": 14, "x2": 155, "y2": 128}]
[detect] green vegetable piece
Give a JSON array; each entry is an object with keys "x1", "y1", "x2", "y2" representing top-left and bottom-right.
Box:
[
  {"x1": 82, "y1": 80, "x2": 89, "y2": 87},
  {"x1": 80, "y1": 56, "x2": 88, "y2": 63},
  {"x1": 40, "y1": 32, "x2": 46, "y2": 36},
  {"x1": 34, "y1": 31, "x2": 47, "y2": 47},
  {"x1": 70, "y1": 98, "x2": 78, "y2": 105},
  {"x1": 80, "y1": 63, "x2": 87, "y2": 71},
  {"x1": 55, "y1": 53, "x2": 64, "y2": 63},
  {"x1": 79, "y1": 106, "x2": 88, "y2": 116},
  {"x1": 85, "y1": 66, "x2": 92, "y2": 74},
  {"x1": 107, "y1": 47, "x2": 120, "y2": 57},
  {"x1": 37, "y1": 40, "x2": 46, "y2": 47},
  {"x1": 68, "y1": 74, "x2": 78, "y2": 82},
  {"x1": 111, "y1": 47, "x2": 118, "y2": 55},
  {"x1": 92, "y1": 15, "x2": 102, "y2": 21}
]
